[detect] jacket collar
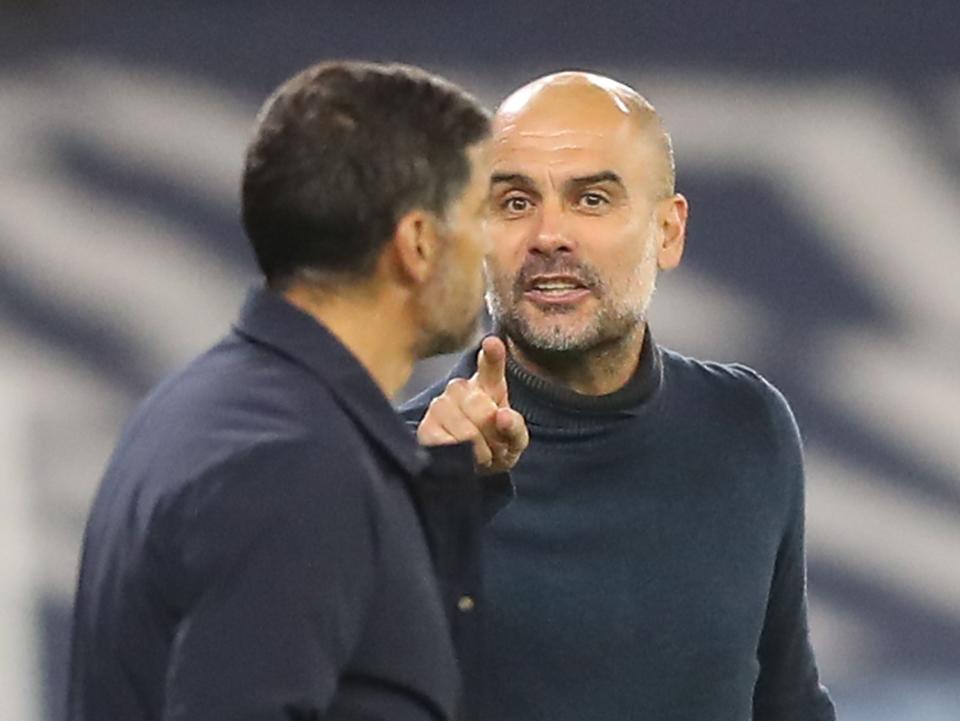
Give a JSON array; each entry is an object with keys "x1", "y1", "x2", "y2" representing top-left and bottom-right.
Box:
[{"x1": 232, "y1": 286, "x2": 430, "y2": 477}]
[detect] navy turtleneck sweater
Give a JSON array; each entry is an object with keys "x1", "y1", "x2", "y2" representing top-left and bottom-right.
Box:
[{"x1": 402, "y1": 330, "x2": 835, "y2": 721}]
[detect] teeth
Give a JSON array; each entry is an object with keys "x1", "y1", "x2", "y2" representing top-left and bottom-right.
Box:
[{"x1": 533, "y1": 282, "x2": 579, "y2": 291}]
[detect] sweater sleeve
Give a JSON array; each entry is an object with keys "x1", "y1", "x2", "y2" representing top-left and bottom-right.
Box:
[{"x1": 751, "y1": 383, "x2": 836, "y2": 721}]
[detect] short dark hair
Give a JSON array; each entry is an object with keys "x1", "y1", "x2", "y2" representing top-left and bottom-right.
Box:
[{"x1": 241, "y1": 61, "x2": 491, "y2": 285}]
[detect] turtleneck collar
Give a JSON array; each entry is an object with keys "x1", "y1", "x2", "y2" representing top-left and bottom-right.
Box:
[{"x1": 504, "y1": 326, "x2": 663, "y2": 429}]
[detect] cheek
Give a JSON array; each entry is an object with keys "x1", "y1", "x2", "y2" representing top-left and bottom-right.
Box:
[
  {"x1": 569, "y1": 209, "x2": 636, "y2": 237},
  {"x1": 459, "y1": 233, "x2": 488, "y2": 297},
  {"x1": 457, "y1": 220, "x2": 487, "y2": 266},
  {"x1": 461, "y1": 232, "x2": 483, "y2": 267},
  {"x1": 487, "y1": 250, "x2": 525, "y2": 290},
  {"x1": 595, "y1": 233, "x2": 656, "y2": 288},
  {"x1": 488, "y1": 218, "x2": 529, "y2": 257},
  {"x1": 483, "y1": 255, "x2": 516, "y2": 293}
]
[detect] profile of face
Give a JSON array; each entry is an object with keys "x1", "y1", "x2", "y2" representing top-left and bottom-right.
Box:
[
  {"x1": 484, "y1": 74, "x2": 686, "y2": 358},
  {"x1": 415, "y1": 142, "x2": 492, "y2": 358}
]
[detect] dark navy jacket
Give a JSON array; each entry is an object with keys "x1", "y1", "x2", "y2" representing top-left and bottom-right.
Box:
[{"x1": 68, "y1": 287, "x2": 491, "y2": 721}]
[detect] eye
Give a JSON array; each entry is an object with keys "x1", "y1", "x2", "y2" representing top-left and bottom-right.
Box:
[
  {"x1": 501, "y1": 196, "x2": 532, "y2": 214},
  {"x1": 578, "y1": 192, "x2": 608, "y2": 209}
]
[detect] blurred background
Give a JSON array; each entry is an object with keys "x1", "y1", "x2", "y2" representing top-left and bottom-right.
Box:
[{"x1": 1, "y1": 1, "x2": 958, "y2": 719}]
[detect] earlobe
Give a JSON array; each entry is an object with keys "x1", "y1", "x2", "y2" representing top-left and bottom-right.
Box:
[
  {"x1": 657, "y1": 194, "x2": 687, "y2": 270},
  {"x1": 393, "y1": 211, "x2": 439, "y2": 285}
]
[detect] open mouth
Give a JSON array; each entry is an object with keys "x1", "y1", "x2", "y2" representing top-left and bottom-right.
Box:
[{"x1": 523, "y1": 275, "x2": 593, "y2": 304}]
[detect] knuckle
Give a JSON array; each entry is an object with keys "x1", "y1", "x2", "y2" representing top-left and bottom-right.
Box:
[
  {"x1": 465, "y1": 389, "x2": 495, "y2": 409},
  {"x1": 430, "y1": 396, "x2": 452, "y2": 413},
  {"x1": 419, "y1": 430, "x2": 440, "y2": 444},
  {"x1": 417, "y1": 425, "x2": 440, "y2": 443}
]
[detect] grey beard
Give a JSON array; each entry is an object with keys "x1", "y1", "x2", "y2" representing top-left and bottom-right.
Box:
[
  {"x1": 485, "y1": 274, "x2": 654, "y2": 356},
  {"x1": 483, "y1": 229, "x2": 659, "y2": 355}
]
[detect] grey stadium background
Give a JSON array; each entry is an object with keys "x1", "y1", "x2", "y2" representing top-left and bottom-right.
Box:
[{"x1": 0, "y1": 1, "x2": 958, "y2": 719}]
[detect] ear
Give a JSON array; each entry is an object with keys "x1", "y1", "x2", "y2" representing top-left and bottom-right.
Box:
[
  {"x1": 390, "y1": 209, "x2": 442, "y2": 285},
  {"x1": 656, "y1": 193, "x2": 687, "y2": 271}
]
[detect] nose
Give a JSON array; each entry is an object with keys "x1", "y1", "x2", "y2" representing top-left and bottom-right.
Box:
[{"x1": 529, "y1": 199, "x2": 574, "y2": 255}]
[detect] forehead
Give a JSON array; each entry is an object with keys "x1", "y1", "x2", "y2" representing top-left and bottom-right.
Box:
[{"x1": 491, "y1": 106, "x2": 652, "y2": 184}]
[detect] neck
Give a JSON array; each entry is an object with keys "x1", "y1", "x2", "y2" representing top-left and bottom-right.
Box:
[
  {"x1": 282, "y1": 281, "x2": 415, "y2": 397},
  {"x1": 507, "y1": 324, "x2": 646, "y2": 396}
]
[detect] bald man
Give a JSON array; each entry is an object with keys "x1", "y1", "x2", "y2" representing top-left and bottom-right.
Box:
[{"x1": 402, "y1": 72, "x2": 836, "y2": 721}]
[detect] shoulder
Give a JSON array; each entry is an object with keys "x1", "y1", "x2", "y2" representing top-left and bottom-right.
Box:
[
  {"x1": 659, "y1": 346, "x2": 802, "y2": 461},
  {"x1": 141, "y1": 331, "x2": 351, "y2": 440},
  {"x1": 658, "y1": 348, "x2": 805, "y2": 527},
  {"x1": 191, "y1": 431, "x2": 375, "y2": 502},
  {"x1": 118, "y1": 334, "x2": 374, "y2": 522},
  {"x1": 157, "y1": 427, "x2": 383, "y2": 549},
  {"x1": 662, "y1": 346, "x2": 796, "y2": 419}
]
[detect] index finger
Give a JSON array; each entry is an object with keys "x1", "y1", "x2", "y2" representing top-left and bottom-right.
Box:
[{"x1": 475, "y1": 335, "x2": 508, "y2": 406}]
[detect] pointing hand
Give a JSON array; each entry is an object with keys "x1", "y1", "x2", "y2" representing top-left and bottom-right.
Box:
[{"x1": 417, "y1": 336, "x2": 529, "y2": 474}]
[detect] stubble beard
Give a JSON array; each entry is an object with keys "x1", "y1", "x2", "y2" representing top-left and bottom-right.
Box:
[
  {"x1": 485, "y1": 245, "x2": 658, "y2": 364},
  {"x1": 415, "y1": 316, "x2": 478, "y2": 359},
  {"x1": 414, "y1": 244, "x2": 482, "y2": 360}
]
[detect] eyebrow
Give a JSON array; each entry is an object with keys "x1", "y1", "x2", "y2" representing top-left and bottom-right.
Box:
[
  {"x1": 490, "y1": 172, "x2": 537, "y2": 190},
  {"x1": 567, "y1": 171, "x2": 624, "y2": 188},
  {"x1": 489, "y1": 170, "x2": 625, "y2": 191}
]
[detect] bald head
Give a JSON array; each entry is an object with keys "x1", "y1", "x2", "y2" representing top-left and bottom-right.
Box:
[{"x1": 494, "y1": 71, "x2": 675, "y2": 198}]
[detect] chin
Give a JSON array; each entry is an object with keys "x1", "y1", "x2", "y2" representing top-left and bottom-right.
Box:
[
  {"x1": 513, "y1": 321, "x2": 601, "y2": 354},
  {"x1": 525, "y1": 312, "x2": 594, "y2": 340}
]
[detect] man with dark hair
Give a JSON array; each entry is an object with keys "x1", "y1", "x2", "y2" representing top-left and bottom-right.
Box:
[
  {"x1": 403, "y1": 71, "x2": 836, "y2": 721},
  {"x1": 68, "y1": 61, "x2": 527, "y2": 721}
]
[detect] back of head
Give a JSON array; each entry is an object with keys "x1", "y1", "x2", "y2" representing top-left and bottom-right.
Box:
[{"x1": 242, "y1": 61, "x2": 491, "y2": 287}]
